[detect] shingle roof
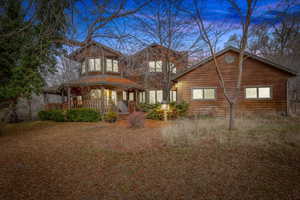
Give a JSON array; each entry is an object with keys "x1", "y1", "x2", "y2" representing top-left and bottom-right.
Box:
[
  {"x1": 173, "y1": 46, "x2": 298, "y2": 80},
  {"x1": 63, "y1": 75, "x2": 142, "y2": 89}
]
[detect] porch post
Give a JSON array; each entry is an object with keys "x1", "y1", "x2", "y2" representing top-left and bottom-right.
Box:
[
  {"x1": 67, "y1": 87, "x2": 71, "y2": 110},
  {"x1": 101, "y1": 86, "x2": 105, "y2": 113}
]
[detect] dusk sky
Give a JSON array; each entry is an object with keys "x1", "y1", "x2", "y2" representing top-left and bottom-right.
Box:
[{"x1": 68, "y1": 0, "x2": 300, "y2": 54}]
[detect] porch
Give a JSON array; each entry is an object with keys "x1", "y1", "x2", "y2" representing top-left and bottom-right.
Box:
[{"x1": 43, "y1": 75, "x2": 144, "y2": 114}]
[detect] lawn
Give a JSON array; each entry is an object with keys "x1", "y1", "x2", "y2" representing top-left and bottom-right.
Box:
[{"x1": 0, "y1": 117, "x2": 300, "y2": 200}]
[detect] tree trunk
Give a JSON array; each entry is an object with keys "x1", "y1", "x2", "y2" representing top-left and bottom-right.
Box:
[
  {"x1": 27, "y1": 97, "x2": 32, "y2": 121},
  {"x1": 229, "y1": 102, "x2": 235, "y2": 131}
]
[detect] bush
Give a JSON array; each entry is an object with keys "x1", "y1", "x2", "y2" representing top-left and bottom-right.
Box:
[
  {"x1": 103, "y1": 111, "x2": 118, "y2": 123},
  {"x1": 38, "y1": 110, "x2": 51, "y2": 120},
  {"x1": 128, "y1": 112, "x2": 145, "y2": 128},
  {"x1": 66, "y1": 108, "x2": 101, "y2": 122},
  {"x1": 138, "y1": 103, "x2": 161, "y2": 112},
  {"x1": 145, "y1": 101, "x2": 189, "y2": 120},
  {"x1": 38, "y1": 110, "x2": 65, "y2": 122}
]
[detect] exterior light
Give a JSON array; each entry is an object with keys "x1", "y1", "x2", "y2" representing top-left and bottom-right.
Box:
[{"x1": 161, "y1": 100, "x2": 169, "y2": 121}]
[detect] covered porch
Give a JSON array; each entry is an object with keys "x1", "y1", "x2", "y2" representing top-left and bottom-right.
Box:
[{"x1": 43, "y1": 75, "x2": 143, "y2": 114}]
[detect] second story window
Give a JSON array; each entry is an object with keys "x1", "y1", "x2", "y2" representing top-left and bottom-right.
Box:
[
  {"x1": 88, "y1": 58, "x2": 101, "y2": 72},
  {"x1": 106, "y1": 59, "x2": 119, "y2": 72},
  {"x1": 170, "y1": 63, "x2": 176, "y2": 73},
  {"x1": 81, "y1": 61, "x2": 86, "y2": 74},
  {"x1": 149, "y1": 61, "x2": 162, "y2": 72}
]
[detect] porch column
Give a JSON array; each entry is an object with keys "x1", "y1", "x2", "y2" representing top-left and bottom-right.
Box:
[
  {"x1": 67, "y1": 87, "x2": 71, "y2": 110},
  {"x1": 101, "y1": 86, "x2": 105, "y2": 114}
]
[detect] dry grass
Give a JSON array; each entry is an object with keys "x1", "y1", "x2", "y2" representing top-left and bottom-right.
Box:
[
  {"x1": 0, "y1": 118, "x2": 300, "y2": 199},
  {"x1": 161, "y1": 116, "x2": 300, "y2": 147}
]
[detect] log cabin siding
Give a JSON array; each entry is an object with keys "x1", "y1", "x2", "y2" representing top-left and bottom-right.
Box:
[{"x1": 175, "y1": 50, "x2": 293, "y2": 117}]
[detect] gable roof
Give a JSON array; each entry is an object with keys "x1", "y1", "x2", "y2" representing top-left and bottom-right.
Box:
[
  {"x1": 173, "y1": 46, "x2": 298, "y2": 80},
  {"x1": 131, "y1": 43, "x2": 185, "y2": 58},
  {"x1": 68, "y1": 41, "x2": 122, "y2": 60}
]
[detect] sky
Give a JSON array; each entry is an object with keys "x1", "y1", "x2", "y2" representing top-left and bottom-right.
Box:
[{"x1": 67, "y1": 0, "x2": 300, "y2": 54}]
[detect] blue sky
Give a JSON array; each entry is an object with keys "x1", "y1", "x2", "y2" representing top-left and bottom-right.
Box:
[{"x1": 68, "y1": 0, "x2": 300, "y2": 54}]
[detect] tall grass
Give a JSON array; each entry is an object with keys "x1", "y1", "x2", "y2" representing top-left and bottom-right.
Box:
[{"x1": 161, "y1": 116, "x2": 300, "y2": 147}]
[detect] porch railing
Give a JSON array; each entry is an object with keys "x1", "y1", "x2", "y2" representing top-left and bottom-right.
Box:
[{"x1": 45, "y1": 99, "x2": 118, "y2": 113}]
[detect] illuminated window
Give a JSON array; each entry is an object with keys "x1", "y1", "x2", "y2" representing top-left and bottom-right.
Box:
[
  {"x1": 88, "y1": 58, "x2": 101, "y2": 71},
  {"x1": 139, "y1": 91, "x2": 146, "y2": 103},
  {"x1": 106, "y1": 59, "x2": 119, "y2": 72},
  {"x1": 149, "y1": 90, "x2": 163, "y2": 104},
  {"x1": 111, "y1": 90, "x2": 117, "y2": 104},
  {"x1": 169, "y1": 90, "x2": 177, "y2": 102},
  {"x1": 129, "y1": 92, "x2": 134, "y2": 101},
  {"x1": 123, "y1": 91, "x2": 127, "y2": 101},
  {"x1": 90, "y1": 89, "x2": 102, "y2": 99},
  {"x1": 245, "y1": 87, "x2": 271, "y2": 99},
  {"x1": 81, "y1": 61, "x2": 86, "y2": 74},
  {"x1": 192, "y1": 88, "x2": 216, "y2": 100},
  {"x1": 149, "y1": 61, "x2": 162, "y2": 72}
]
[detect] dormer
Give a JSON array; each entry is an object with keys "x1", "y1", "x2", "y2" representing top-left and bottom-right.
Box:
[{"x1": 68, "y1": 41, "x2": 123, "y2": 76}]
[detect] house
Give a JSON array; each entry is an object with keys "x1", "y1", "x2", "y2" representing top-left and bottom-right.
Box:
[
  {"x1": 172, "y1": 46, "x2": 297, "y2": 117},
  {"x1": 43, "y1": 43, "x2": 297, "y2": 116}
]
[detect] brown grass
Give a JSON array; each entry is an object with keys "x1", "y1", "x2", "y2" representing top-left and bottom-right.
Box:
[
  {"x1": 161, "y1": 116, "x2": 300, "y2": 147},
  {"x1": 0, "y1": 118, "x2": 300, "y2": 200}
]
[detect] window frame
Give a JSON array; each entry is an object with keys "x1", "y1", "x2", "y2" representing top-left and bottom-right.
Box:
[
  {"x1": 106, "y1": 58, "x2": 119, "y2": 73},
  {"x1": 191, "y1": 87, "x2": 217, "y2": 100},
  {"x1": 169, "y1": 90, "x2": 177, "y2": 102},
  {"x1": 149, "y1": 60, "x2": 163, "y2": 72},
  {"x1": 244, "y1": 86, "x2": 272, "y2": 100},
  {"x1": 88, "y1": 58, "x2": 101, "y2": 72},
  {"x1": 149, "y1": 90, "x2": 163, "y2": 104}
]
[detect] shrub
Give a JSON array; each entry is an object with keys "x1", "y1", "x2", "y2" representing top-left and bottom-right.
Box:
[
  {"x1": 103, "y1": 111, "x2": 118, "y2": 123},
  {"x1": 170, "y1": 101, "x2": 189, "y2": 117},
  {"x1": 38, "y1": 110, "x2": 65, "y2": 122},
  {"x1": 138, "y1": 103, "x2": 161, "y2": 112},
  {"x1": 146, "y1": 108, "x2": 164, "y2": 120},
  {"x1": 38, "y1": 110, "x2": 51, "y2": 120},
  {"x1": 66, "y1": 108, "x2": 101, "y2": 122},
  {"x1": 128, "y1": 112, "x2": 145, "y2": 128}
]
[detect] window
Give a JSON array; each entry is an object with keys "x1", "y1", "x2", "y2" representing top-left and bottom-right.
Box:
[
  {"x1": 106, "y1": 59, "x2": 119, "y2": 72},
  {"x1": 149, "y1": 61, "x2": 162, "y2": 72},
  {"x1": 88, "y1": 58, "x2": 101, "y2": 72},
  {"x1": 149, "y1": 90, "x2": 163, "y2": 104},
  {"x1": 129, "y1": 92, "x2": 134, "y2": 101},
  {"x1": 192, "y1": 88, "x2": 216, "y2": 100},
  {"x1": 111, "y1": 90, "x2": 117, "y2": 104},
  {"x1": 245, "y1": 87, "x2": 271, "y2": 99},
  {"x1": 90, "y1": 89, "x2": 102, "y2": 99},
  {"x1": 123, "y1": 91, "x2": 127, "y2": 101},
  {"x1": 170, "y1": 63, "x2": 176, "y2": 73},
  {"x1": 81, "y1": 61, "x2": 86, "y2": 74},
  {"x1": 170, "y1": 90, "x2": 177, "y2": 102},
  {"x1": 139, "y1": 91, "x2": 146, "y2": 103}
]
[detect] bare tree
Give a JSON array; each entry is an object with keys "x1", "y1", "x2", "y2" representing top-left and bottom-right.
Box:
[{"x1": 183, "y1": 0, "x2": 258, "y2": 130}]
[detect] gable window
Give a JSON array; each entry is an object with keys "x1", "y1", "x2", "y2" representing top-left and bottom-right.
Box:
[
  {"x1": 106, "y1": 59, "x2": 119, "y2": 72},
  {"x1": 88, "y1": 58, "x2": 101, "y2": 72},
  {"x1": 170, "y1": 90, "x2": 177, "y2": 102},
  {"x1": 245, "y1": 87, "x2": 271, "y2": 99},
  {"x1": 149, "y1": 61, "x2": 162, "y2": 72},
  {"x1": 149, "y1": 90, "x2": 163, "y2": 104},
  {"x1": 192, "y1": 88, "x2": 216, "y2": 100}
]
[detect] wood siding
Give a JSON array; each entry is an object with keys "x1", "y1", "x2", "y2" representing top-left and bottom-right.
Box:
[{"x1": 176, "y1": 50, "x2": 293, "y2": 117}]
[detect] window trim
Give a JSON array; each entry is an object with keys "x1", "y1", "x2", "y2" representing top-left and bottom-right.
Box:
[
  {"x1": 191, "y1": 87, "x2": 217, "y2": 101},
  {"x1": 149, "y1": 60, "x2": 163, "y2": 73},
  {"x1": 88, "y1": 58, "x2": 101, "y2": 72},
  {"x1": 106, "y1": 58, "x2": 119, "y2": 73},
  {"x1": 149, "y1": 90, "x2": 163, "y2": 104},
  {"x1": 244, "y1": 86, "x2": 272, "y2": 100}
]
